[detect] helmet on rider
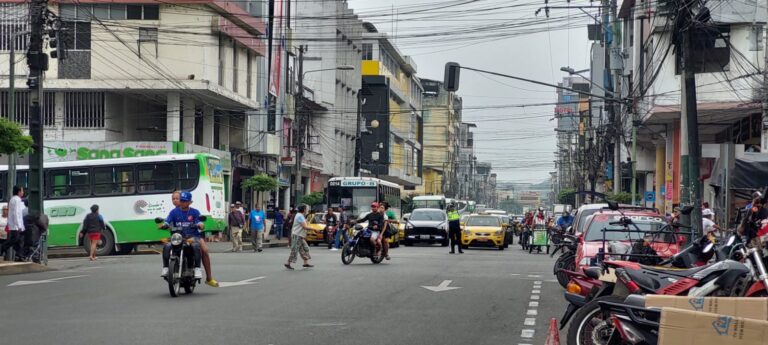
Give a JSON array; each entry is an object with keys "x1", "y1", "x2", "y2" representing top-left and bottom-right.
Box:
[{"x1": 180, "y1": 191, "x2": 193, "y2": 202}]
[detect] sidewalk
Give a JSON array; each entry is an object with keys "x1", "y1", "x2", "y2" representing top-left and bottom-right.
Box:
[
  {"x1": 0, "y1": 261, "x2": 49, "y2": 276},
  {"x1": 208, "y1": 236, "x2": 290, "y2": 253}
]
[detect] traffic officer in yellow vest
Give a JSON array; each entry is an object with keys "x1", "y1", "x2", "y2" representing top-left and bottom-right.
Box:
[{"x1": 447, "y1": 204, "x2": 463, "y2": 254}]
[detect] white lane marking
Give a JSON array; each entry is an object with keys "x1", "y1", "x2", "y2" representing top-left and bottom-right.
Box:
[
  {"x1": 529, "y1": 301, "x2": 539, "y2": 307},
  {"x1": 308, "y1": 322, "x2": 347, "y2": 327},
  {"x1": 527, "y1": 274, "x2": 542, "y2": 278},
  {"x1": 532, "y1": 289, "x2": 541, "y2": 294},
  {"x1": 530, "y1": 295, "x2": 540, "y2": 300},
  {"x1": 8, "y1": 275, "x2": 88, "y2": 287},
  {"x1": 511, "y1": 273, "x2": 521, "y2": 276},
  {"x1": 534, "y1": 280, "x2": 543, "y2": 284},
  {"x1": 422, "y1": 280, "x2": 461, "y2": 292},
  {"x1": 524, "y1": 318, "x2": 536, "y2": 326},
  {"x1": 218, "y1": 276, "x2": 265, "y2": 288},
  {"x1": 527, "y1": 309, "x2": 538, "y2": 316},
  {"x1": 521, "y1": 329, "x2": 535, "y2": 338}
]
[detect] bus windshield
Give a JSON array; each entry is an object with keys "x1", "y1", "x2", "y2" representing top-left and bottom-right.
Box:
[
  {"x1": 327, "y1": 185, "x2": 376, "y2": 218},
  {"x1": 413, "y1": 200, "x2": 445, "y2": 209}
]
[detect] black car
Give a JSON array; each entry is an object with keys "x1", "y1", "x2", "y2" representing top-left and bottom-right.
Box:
[{"x1": 403, "y1": 208, "x2": 449, "y2": 246}]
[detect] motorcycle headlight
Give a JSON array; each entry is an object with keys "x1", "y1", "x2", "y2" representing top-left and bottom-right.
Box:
[{"x1": 170, "y1": 233, "x2": 183, "y2": 246}]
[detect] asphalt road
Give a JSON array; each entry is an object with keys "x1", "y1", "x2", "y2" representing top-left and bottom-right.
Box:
[{"x1": 0, "y1": 243, "x2": 563, "y2": 345}]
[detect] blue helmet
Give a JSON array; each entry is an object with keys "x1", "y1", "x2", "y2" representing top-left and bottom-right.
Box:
[{"x1": 179, "y1": 191, "x2": 192, "y2": 202}]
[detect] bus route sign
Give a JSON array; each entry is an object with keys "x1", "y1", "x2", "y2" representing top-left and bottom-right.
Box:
[{"x1": 340, "y1": 180, "x2": 377, "y2": 187}]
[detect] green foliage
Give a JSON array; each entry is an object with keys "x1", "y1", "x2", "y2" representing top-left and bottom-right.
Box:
[
  {"x1": 299, "y1": 192, "x2": 325, "y2": 206},
  {"x1": 0, "y1": 118, "x2": 32, "y2": 155},
  {"x1": 558, "y1": 188, "x2": 577, "y2": 204},
  {"x1": 242, "y1": 174, "x2": 277, "y2": 193},
  {"x1": 606, "y1": 192, "x2": 634, "y2": 204}
]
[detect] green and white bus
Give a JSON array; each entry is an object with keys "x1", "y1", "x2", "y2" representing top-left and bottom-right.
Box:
[
  {"x1": 326, "y1": 177, "x2": 401, "y2": 219},
  {"x1": 0, "y1": 153, "x2": 227, "y2": 256}
]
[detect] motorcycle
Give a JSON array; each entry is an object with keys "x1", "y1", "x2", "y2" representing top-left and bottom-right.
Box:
[
  {"x1": 551, "y1": 231, "x2": 579, "y2": 288},
  {"x1": 520, "y1": 225, "x2": 531, "y2": 251},
  {"x1": 341, "y1": 225, "x2": 385, "y2": 265},
  {"x1": 155, "y1": 216, "x2": 205, "y2": 297},
  {"x1": 596, "y1": 295, "x2": 660, "y2": 345}
]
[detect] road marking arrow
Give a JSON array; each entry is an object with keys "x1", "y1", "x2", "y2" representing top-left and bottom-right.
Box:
[
  {"x1": 218, "y1": 276, "x2": 265, "y2": 288},
  {"x1": 421, "y1": 280, "x2": 461, "y2": 292},
  {"x1": 7, "y1": 275, "x2": 88, "y2": 287}
]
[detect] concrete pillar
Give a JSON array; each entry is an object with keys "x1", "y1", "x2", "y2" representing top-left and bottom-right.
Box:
[
  {"x1": 166, "y1": 92, "x2": 181, "y2": 142},
  {"x1": 202, "y1": 105, "x2": 214, "y2": 148},
  {"x1": 54, "y1": 92, "x2": 64, "y2": 138},
  {"x1": 664, "y1": 126, "x2": 675, "y2": 214},
  {"x1": 655, "y1": 144, "x2": 665, "y2": 212},
  {"x1": 182, "y1": 97, "x2": 196, "y2": 144},
  {"x1": 219, "y1": 112, "x2": 230, "y2": 150}
]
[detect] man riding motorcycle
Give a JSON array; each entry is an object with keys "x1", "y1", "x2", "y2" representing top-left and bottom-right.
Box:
[
  {"x1": 352, "y1": 202, "x2": 386, "y2": 257},
  {"x1": 556, "y1": 210, "x2": 574, "y2": 232},
  {"x1": 160, "y1": 192, "x2": 218, "y2": 287}
]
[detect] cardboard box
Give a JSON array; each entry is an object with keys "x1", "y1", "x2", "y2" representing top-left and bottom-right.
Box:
[
  {"x1": 660, "y1": 308, "x2": 768, "y2": 345},
  {"x1": 646, "y1": 295, "x2": 768, "y2": 320}
]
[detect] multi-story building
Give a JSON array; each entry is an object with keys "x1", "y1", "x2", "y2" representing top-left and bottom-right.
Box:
[
  {"x1": 457, "y1": 122, "x2": 477, "y2": 200},
  {"x1": 0, "y1": 1, "x2": 271, "y2": 205},
  {"x1": 359, "y1": 22, "x2": 423, "y2": 190},
  {"x1": 554, "y1": 76, "x2": 590, "y2": 199},
  {"x1": 418, "y1": 78, "x2": 461, "y2": 196},
  {"x1": 617, "y1": 0, "x2": 765, "y2": 216},
  {"x1": 290, "y1": 0, "x2": 363, "y2": 199}
]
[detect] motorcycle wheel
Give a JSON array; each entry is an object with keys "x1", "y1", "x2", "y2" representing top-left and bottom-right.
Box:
[
  {"x1": 371, "y1": 254, "x2": 384, "y2": 264},
  {"x1": 567, "y1": 295, "x2": 624, "y2": 345},
  {"x1": 184, "y1": 281, "x2": 195, "y2": 294},
  {"x1": 341, "y1": 243, "x2": 355, "y2": 265},
  {"x1": 167, "y1": 258, "x2": 180, "y2": 298},
  {"x1": 554, "y1": 253, "x2": 576, "y2": 288}
]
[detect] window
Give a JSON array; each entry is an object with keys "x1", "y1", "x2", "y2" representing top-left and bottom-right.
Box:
[
  {"x1": 61, "y1": 4, "x2": 158, "y2": 21},
  {"x1": 127, "y1": 5, "x2": 142, "y2": 19},
  {"x1": 0, "y1": 3, "x2": 29, "y2": 52},
  {"x1": 1, "y1": 91, "x2": 55, "y2": 126},
  {"x1": 93, "y1": 166, "x2": 135, "y2": 195},
  {"x1": 287, "y1": 54, "x2": 296, "y2": 95},
  {"x1": 137, "y1": 163, "x2": 175, "y2": 193},
  {"x1": 138, "y1": 27, "x2": 158, "y2": 57},
  {"x1": 49, "y1": 168, "x2": 91, "y2": 197},
  {"x1": 176, "y1": 162, "x2": 200, "y2": 190},
  {"x1": 109, "y1": 4, "x2": 126, "y2": 20},
  {"x1": 61, "y1": 21, "x2": 91, "y2": 50},
  {"x1": 64, "y1": 92, "x2": 104, "y2": 128},
  {"x1": 143, "y1": 5, "x2": 159, "y2": 20},
  {"x1": 362, "y1": 43, "x2": 373, "y2": 60}
]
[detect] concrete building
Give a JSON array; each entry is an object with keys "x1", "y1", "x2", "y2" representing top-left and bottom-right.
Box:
[
  {"x1": 0, "y1": 1, "x2": 271, "y2": 205},
  {"x1": 417, "y1": 78, "x2": 461, "y2": 196},
  {"x1": 359, "y1": 22, "x2": 423, "y2": 190},
  {"x1": 618, "y1": 0, "x2": 765, "y2": 217},
  {"x1": 457, "y1": 122, "x2": 477, "y2": 200},
  {"x1": 554, "y1": 76, "x2": 590, "y2": 199},
  {"x1": 291, "y1": 0, "x2": 363, "y2": 198}
]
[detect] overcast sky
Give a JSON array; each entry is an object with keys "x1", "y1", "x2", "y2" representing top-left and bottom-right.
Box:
[{"x1": 347, "y1": 0, "x2": 592, "y2": 184}]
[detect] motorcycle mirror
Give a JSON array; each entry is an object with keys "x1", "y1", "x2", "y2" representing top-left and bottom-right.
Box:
[
  {"x1": 199, "y1": 215, "x2": 207, "y2": 222},
  {"x1": 607, "y1": 201, "x2": 619, "y2": 211},
  {"x1": 702, "y1": 242, "x2": 714, "y2": 254},
  {"x1": 726, "y1": 235, "x2": 736, "y2": 246},
  {"x1": 680, "y1": 206, "x2": 694, "y2": 215},
  {"x1": 154, "y1": 217, "x2": 165, "y2": 224}
]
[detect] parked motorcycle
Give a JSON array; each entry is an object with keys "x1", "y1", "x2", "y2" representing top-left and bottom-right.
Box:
[
  {"x1": 155, "y1": 216, "x2": 205, "y2": 297},
  {"x1": 341, "y1": 225, "x2": 385, "y2": 265},
  {"x1": 551, "y1": 232, "x2": 579, "y2": 288}
]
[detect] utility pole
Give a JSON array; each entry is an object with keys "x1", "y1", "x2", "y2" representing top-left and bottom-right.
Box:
[
  {"x1": 27, "y1": 0, "x2": 47, "y2": 215},
  {"x1": 293, "y1": 45, "x2": 305, "y2": 205},
  {"x1": 680, "y1": 1, "x2": 702, "y2": 234}
]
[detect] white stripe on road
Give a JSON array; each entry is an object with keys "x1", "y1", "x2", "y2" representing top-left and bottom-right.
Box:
[
  {"x1": 534, "y1": 280, "x2": 542, "y2": 284},
  {"x1": 524, "y1": 318, "x2": 536, "y2": 326},
  {"x1": 532, "y1": 289, "x2": 541, "y2": 294},
  {"x1": 527, "y1": 309, "x2": 538, "y2": 316},
  {"x1": 521, "y1": 329, "x2": 535, "y2": 338},
  {"x1": 529, "y1": 301, "x2": 539, "y2": 307},
  {"x1": 527, "y1": 274, "x2": 542, "y2": 278},
  {"x1": 530, "y1": 295, "x2": 540, "y2": 300}
]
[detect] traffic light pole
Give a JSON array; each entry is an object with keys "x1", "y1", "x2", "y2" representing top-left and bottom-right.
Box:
[{"x1": 27, "y1": 0, "x2": 47, "y2": 221}]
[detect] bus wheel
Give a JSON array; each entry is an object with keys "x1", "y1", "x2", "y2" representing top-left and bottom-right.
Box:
[{"x1": 117, "y1": 244, "x2": 136, "y2": 255}]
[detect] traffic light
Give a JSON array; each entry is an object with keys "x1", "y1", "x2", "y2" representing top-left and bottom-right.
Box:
[
  {"x1": 444, "y1": 62, "x2": 460, "y2": 92},
  {"x1": 49, "y1": 30, "x2": 66, "y2": 60}
]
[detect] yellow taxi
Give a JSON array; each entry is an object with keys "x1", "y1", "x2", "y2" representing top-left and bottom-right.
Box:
[
  {"x1": 397, "y1": 213, "x2": 410, "y2": 244},
  {"x1": 305, "y1": 213, "x2": 327, "y2": 245},
  {"x1": 462, "y1": 215, "x2": 506, "y2": 250}
]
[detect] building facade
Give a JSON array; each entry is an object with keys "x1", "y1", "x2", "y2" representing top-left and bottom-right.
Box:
[{"x1": 418, "y1": 78, "x2": 461, "y2": 196}]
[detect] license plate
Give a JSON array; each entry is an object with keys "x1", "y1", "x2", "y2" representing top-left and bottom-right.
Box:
[
  {"x1": 420, "y1": 235, "x2": 431, "y2": 240},
  {"x1": 477, "y1": 238, "x2": 487, "y2": 242}
]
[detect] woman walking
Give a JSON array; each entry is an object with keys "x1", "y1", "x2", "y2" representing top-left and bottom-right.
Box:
[
  {"x1": 81, "y1": 205, "x2": 105, "y2": 261},
  {"x1": 285, "y1": 205, "x2": 313, "y2": 270}
]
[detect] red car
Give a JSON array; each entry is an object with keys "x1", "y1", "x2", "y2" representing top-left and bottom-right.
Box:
[{"x1": 574, "y1": 209, "x2": 681, "y2": 269}]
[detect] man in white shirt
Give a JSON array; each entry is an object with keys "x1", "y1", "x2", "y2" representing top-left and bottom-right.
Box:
[
  {"x1": 702, "y1": 208, "x2": 722, "y2": 238},
  {"x1": 1, "y1": 186, "x2": 25, "y2": 260}
]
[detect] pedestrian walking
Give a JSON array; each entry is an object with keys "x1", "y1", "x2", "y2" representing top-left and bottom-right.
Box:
[
  {"x1": 1, "y1": 186, "x2": 25, "y2": 261},
  {"x1": 273, "y1": 208, "x2": 285, "y2": 241},
  {"x1": 249, "y1": 204, "x2": 266, "y2": 252},
  {"x1": 228, "y1": 204, "x2": 245, "y2": 252},
  {"x1": 447, "y1": 204, "x2": 463, "y2": 254},
  {"x1": 80, "y1": 205, "x2": 105, "y2": 261},
  {"x1": 0, "y1": 205, "x2": 8, "y2": 254},
  {"x1": 285, "y1": 204, "x2": 313, "y2": 269}
]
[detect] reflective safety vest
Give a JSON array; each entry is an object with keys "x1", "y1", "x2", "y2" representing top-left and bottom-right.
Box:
[{"x1": 447, "y1": 210, "x2": 461, "y2": 221}]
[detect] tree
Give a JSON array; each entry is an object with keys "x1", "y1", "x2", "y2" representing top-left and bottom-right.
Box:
[
  {"x1": 606, "y1": 192, "x2": 633, "y2": 204},
  {"x1": 299, "y1": 192, "x2": 324, "y2": 208},
  {"x1": 558, "y1": 188, "x2": 577, "y2": 205},
  {"x1": 0, "y1": 118, "x2": 32, "y2": 155},
  {"x1": 242, "y1": 174, "x2": 278, "y2": 208}
]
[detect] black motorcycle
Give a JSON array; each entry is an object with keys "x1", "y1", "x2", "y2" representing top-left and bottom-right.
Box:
[
  {"x1": 341, "y1": 225, "x2": 385, "y2": 265},
  {"x1": 551, "y1": 231, "x2": 578, "y2": 288},
  {"x1": 155, "y1": 217, "x2": 204, "y2": 297}
]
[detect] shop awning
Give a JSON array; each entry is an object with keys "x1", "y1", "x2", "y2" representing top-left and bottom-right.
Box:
[{"x1": 711, "y1": 153, "x2": 768, "y2": 197}]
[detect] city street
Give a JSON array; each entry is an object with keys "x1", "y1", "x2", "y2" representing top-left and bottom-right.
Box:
[{"x1": 0, "y1": 244, "x2": 561, "y2": 345}]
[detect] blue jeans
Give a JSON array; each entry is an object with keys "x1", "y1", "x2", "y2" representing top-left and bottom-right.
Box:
[
  {"x1": 274, "y1": 223, "x2": 283, "y2": 239},
  {"x1": 334, "y1": 228, "x2": 350, "y2": 249}
]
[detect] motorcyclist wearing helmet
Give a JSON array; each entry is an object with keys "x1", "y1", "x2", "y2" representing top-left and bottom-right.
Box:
[
  {"x1": 556, "y1": 210, "x2": 573, "y2": 231},
  {"x1": 160, "y1": 191, "x2": 218, "y2": 287}
]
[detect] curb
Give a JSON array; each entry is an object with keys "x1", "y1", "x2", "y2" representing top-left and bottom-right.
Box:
[
  {"x1": 48, "y1": 250, "x2": 160, "y2": 259},
  {"x1": 0, "y1": 262, "x2": 50, "y2": 276}
]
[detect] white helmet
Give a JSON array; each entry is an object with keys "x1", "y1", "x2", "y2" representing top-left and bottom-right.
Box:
[{"x1": 702, "y1": 208, "x2": 714, "y2": 217}]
